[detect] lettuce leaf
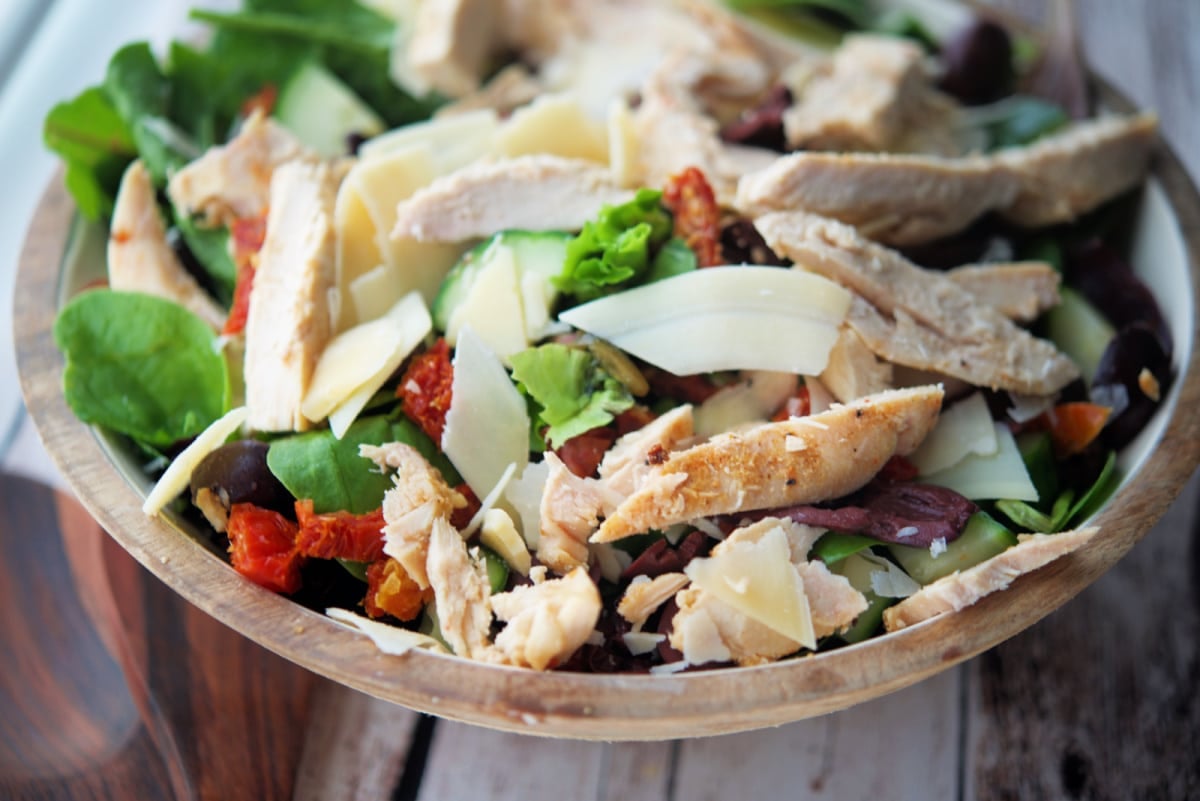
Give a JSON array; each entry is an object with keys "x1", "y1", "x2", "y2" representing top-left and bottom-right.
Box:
[
  {"x1": 509, "y1": 344, "x2": 634, "y2": 449},
  {"x1": 554, "y1": 189, "x2": 674, "y2": 303}
]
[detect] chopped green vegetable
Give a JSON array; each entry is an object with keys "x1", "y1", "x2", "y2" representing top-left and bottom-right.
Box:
[
  {"x1": 54, "y1": 290, "x2": 230, "y2": 450},
  {"x1": 995, "y1": 490, "x2": 1074, "y2": 534},
  {"x1": 336, "y1": 558, "x2": 370, "y2": 582},
  {"x1": 1016, "y1": 431, "x2": 1059, "y2": 510},
  {"x1": 722, "y1": 0, "x2": 872, "y2": 29},
  {"x1": 509, "y1": 344, "x2": 635, "y2": 449},
  {"x1": 831, "y1": 552, "x2": 894, "y2": 644},
  {"x1": 1043, "y1": 287, "x2": 1117, "y2": 382},
  {"x1": 888, "y1": 511, "x2": 1017, "y2": 585},
  {"x1": 1066, "y1": 450, "x2": 1119, "y2": 527},
  {"x1": 172, "y1": 208, "x2": 238, "y2": 305},
  {"x1": 964, "y1": 95, "x2": 1069, "y2": 152},
  {"x1": 812, "y1": 531, "x2": 877, "y2": 565},
  {"x1": 478, "y1": 545, "x2": 510, "y2": 593},
  {"x1": 644, "y1": 236, "x2": 699, "y2": 284},
  {"x1": 554, "y1": 189, "x2": 674, "y2": 303},
  {"x1": 43, "y1": 87, "x2": 137, "y2": 221}
]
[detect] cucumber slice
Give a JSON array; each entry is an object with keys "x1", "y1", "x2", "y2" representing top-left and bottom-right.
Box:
[
  {"x1": 275, "y1": 61, "x2": 385, "y2": 158},
  {"x1": 888, "y1": 511, "x2": 1018, "y2": 585},
  {"x1": 812, "y1": 532, "x2": 876, "y2": 566},
  {"x1": 478, "y1": 543, "x2": 510, "y2": 594},
  {"x1": 832, "y1": 552, "x2": 893, "y2": 644},
  {"x1": 1043, "y1": 287, "x2": 1116, "y2": 383}
]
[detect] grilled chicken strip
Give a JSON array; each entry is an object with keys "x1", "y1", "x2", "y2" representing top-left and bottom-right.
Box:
[
  {"x1": 168, "y1": 110, "x2": 315, "y2": 227},
  {"x1": 537, "y1": 452, "x2": 609, "y2": 575},
  {"x1": 427, "y1": 517, "x2": 494, "y2": 659},
  {"x1": 107, "y1": 161, "x2": 227, "y2": 332},
  {"x1": 490, "y1": 566, "x2": 602, "y2": 670},
  {"x1": 883, "y1": 527, "x2": 1099, "y2": 631},
  {"x1": 243, "y1": 161, "x2": 340, "y2": 432},
  {"x1": 946, "y1": 261, "x2": 1061, "y2": 323},
  {"x1": 755, "y1": 212, "x2": 1079, "y2": 395},
  {"x1": 391, "y1": 155, "x2": 633, "y2": 243},
  {"x1": 593, "y1": 385, "x2": 943, "y2": 543}
]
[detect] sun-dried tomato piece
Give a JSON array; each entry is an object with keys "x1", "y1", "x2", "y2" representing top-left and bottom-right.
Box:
[
  {"x1": 556, "y1": 426, "x2": 619, "y2": 478},
  {"x1": 772, "y1": 385, "x2": 812, "y2": 421},
  {"x1": 222, "y1": 212, "x2": 268, "y2": 336},
  {"x1": 364, "y1": 558, "x2": 432, "y2": 621},
  {"x1": 642, "y1": 366, "x2": 720, "y2": 404},
  {"x1": 399, "y1": 339, "x2": 454, "y2": 443},
  {"x1": 614, "y1": 405, "x2": 656, "y2": 435},
  {"x1": 449, "y1": 483, "x2": 480, "y2": 531},
  {"x1": 240, "y1": 84, "x2": 278, "y2": 119},
  {"x1": 877, "y1": 454, "x2": 919, "y2": 483},
  {"x1": 662, "y1": 167, "x2": 723, "y2": 268},
  {"x1": 294, "y1": 499, "x2": 386, "y2": 563},
  {"x1": 227, "y1": 503, "x2": 304, "y2": 594}
]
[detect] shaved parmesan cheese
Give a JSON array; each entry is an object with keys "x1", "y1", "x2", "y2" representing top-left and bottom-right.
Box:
[
  {"x1": 693, "y1": 371, "x2": 798, "y2": 438},
  {"x1": 559, "y1": 267, "x2": 851, "y2": 376},
  {"x1": 651, "y1": 660, "x2": 692, "y2": 675},
  {"x1": 461, "y1": 462, "x2": 517, "y2": 538},
  {"x1": 301, "y1": 292, "x2": 431, "y2": 429},
  {"x1": 590, "y1": 542, "x2": 633, "y2": 583},
  {"x1": 685, "y1": 524, "x2": 816, "y2": 649},
  {"x1": 504, "y1": 460, "x2": 549, "y2": 548},
  {"x1": 326, "y1": 607, "x2": 447, "y2": 655},
  {"x1": 622, "y1": 631, "x2": 666, "y2": 655},
  {"x1": 909, "y1": 392, "x2": 997, "y2": 475},
  {"x1": 359, "y1": 109, "x2": 499, "y2": 170},
  {"x1": 480, "y1": 508, "x2": 532, "y2": 576},
  {"x1": 923, "y1": 423, "x2": 1039, "y2": 502},
  {"x1": 334, "y1": 185, "x2": 384, "y2": 312},
  {"x1": 444, "y1": 246, "x2": 528, "y2": 362},
  {"x1": 492, "y1": 93, "x2": 609, "y2": 163},
  {"x1": 607, "y1": 98, "x2": 641, "y2": 187},
  {"x1": 858, "y1": 552, "x2": 922, "y2": 598},
  {"x1": 442, "y1": 327, "x2": 530, "y2": 501},
  {"x1": 672, "y1": 605, "x2": 732, "y2": 666},
  {"x1": 143, "y1": 406, "x2": 248, "y2": 516}
]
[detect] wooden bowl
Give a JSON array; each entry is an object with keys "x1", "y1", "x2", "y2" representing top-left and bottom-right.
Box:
[{"x1": 15, "y1": 92, "x2": 1200, "y2": 742}]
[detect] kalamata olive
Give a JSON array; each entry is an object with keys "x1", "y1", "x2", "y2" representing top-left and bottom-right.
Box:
[
  {"x1": 720, "y1": 219, "x2": 783, "y2": 265},
  {"x1": 1091, "y1": 324, "x2": 1173, "y2": 450},
  {"x1": 719, "y1": 85, "x2": 792, "y2": 152},
  {"x1": 1066, "y1": 238, "x2": 1173, "y2": 356},
  {"x1": 190, "y1": 439, "x2": 294, "y2": 531},
  {"x1": 937, "y1": 18, "x2": 1015, "y2": 105}
]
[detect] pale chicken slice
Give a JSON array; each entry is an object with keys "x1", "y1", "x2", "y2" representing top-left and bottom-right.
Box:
[
  {"x1": 361, "y1": 442, "x2": 467, "y2": 590},
  {"x1": 818, "y1": 326, "x2": 894, "y2": 404},
  {"x1": 996, "y1": 114, "x2": 1158, "y2": 227},
  {"x1": 755, "y1": 212, "x2": 1079, "y2": 395},
  {"x1": 617, "y1": 572, "x2": 690, "y2": 627},
  {"x1": 391, "y1": 155, "x2": 633, "y2": 243},
  {"x1": 435, "y1": 64, "x2": 543, "y2": 118},
  {"x1": 406, "y1": 0, "x2": 505, "y2": 97},
  {"x1": 490, "y1": 566, "x2": 602, "y2": 670},
  {"x1": 946, "y1": 261, "x2": 1061, "y2": 323},
  {"x1": 736, "y1": 151, "x2": 1020, "y2": 246},
  {"x1": 167, "y1": 110, "x2": 316, "y2": 227},
  {"x1": 597, "y1": 404, "x2": 695, "y2": 498},
  {"x1": 883, "y1": 527, "x2": 1099, "y2": 631},
  {"x1": 784, "y1": 34, "x2": 959, "y2": 155},
  {"x1": 537, "y1": 452, "x2": 610, "y2": 574},
  {"x1": 426, "y1": 517, "x2": 495, "y2": 659},
  {"x1": 243, "y1": 161, "x2": 340, "y2": 432},
  {"x1": 107, "y1": 160, "x2": 227, "y2": 332},
  {"x1": 592, "y1": 385, "x2": 943, "y2": 543}
]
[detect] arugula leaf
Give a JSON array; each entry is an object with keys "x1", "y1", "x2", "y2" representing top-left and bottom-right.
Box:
[
  {"x1": 509, "y1": 344, "x2": 635, "y2": 449},
  {"x1": 554, "y1": 189, "x2": 674, "y2": 303},
  {"x1": 53, "y1": 290, "x2": 230, "y2": 449},
  {"x1": 43, "y1": 87, "x2": 137, "y2": 220},
  {"x1": 267, "y1": 414, "x2": 459, "y2": 514}
]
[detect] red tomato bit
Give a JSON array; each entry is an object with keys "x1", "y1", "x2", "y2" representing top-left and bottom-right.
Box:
[
  {"x1": 556, "y1": 427, "x2": 619, "y2": 478},
  {"x1": 227, "y1": 503, "x2": 304, "y2": 594},
  {"x1": 222, "y1": 212, "x2": 268, "y2": 336},
  {"x1": 399, "y1": 339, "x2": 454, "y2": 443},
  {"x1": 294, "y1": 499, "x2": 387, "y2": 563},
  {"x1": 662, "y1": 166, "x2": 723, "y2": 268},
  {"x1": 772, "y1": 385, "x2": 812, "y2": 421},
  {"x1": 877, "y1": 454, "x2": 920, "y2": 483},
  {"x1": 364, "y1": 558, "x2": 431, "y2": 622},
  {"x1": 239, "y1": 84, "x2": 278, "y2": 119},
  {"x1": 1043, "y1": 402, "x2": 1112, "y2": 457},
  {"x1": 449, "y1": 483, "x2": 481, "y2": 531}
]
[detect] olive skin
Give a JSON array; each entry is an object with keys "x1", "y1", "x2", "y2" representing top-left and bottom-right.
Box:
[
  {"x1": 190, "y1": 440, "x2": 294, "y2": 530},
  {"x1": 938, "y1": 18, "x2": 1015, "y2": 105}
]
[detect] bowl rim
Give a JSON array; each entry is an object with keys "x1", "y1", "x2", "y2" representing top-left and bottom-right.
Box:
[{"x1": 15, "y1": 82, "x2": 1200, "y2": 742}]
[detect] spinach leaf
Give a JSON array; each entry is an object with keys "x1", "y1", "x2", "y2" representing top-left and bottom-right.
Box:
[
  {"x1": 43, "y1": 87, "x2": 137, "y2": 221},
  {"x1": 172, "y1": 209, "x2": 238, "y2": 305},
  {"x1": 509, "y1": 344, "x2": 635, "y2": 448},
  {"x1": 53, "y1": 290, "x2": 230, "y2": 449},
  {"x1": 267, "y1": 414, "x2": 459, "y2": 514}
]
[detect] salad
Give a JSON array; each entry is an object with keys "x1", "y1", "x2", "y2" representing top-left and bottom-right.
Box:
[{"x1": 47, "y1": 0, "x2": 1174, "y2": 673}]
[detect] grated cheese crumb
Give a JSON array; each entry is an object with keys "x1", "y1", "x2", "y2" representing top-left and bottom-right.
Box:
[
  {"x1": 785, "y1": 434, "x2": 808, "y2": 452},
  {"x1": 929, "y1": 537, "x2": 947, "y2": 558}
]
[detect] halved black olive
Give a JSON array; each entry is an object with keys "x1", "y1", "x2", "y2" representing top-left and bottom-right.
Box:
[
  {"x1": 1092, "y1": 324, "x2": 1173, "y2": 450},
  {"x1": 189, "y1": 440, "x2": 294, "y2": 531},
  {"x1": 937, "y1": 18, "x2": 1015, "y2": 105}
]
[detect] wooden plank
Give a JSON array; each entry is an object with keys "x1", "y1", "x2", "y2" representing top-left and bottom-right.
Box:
[
  {"x1": 672, "y1": 668, "x2": 962, "y2": 801},
  {"x1": 293, "y1": 688, "x2": 422, "y2": 801},
  {"x1": 597, "y1": 742, "x2": 675, "y2": 801}
]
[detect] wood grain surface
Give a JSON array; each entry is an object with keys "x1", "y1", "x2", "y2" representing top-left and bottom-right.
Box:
[{"x1": 4, "y1": 0, "x2": 1200, "y2": 798}]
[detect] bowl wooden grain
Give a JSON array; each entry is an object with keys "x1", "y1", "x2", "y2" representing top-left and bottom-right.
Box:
[{"x1": 15, "y1": 88, "x2": 1200, "y2": 742}]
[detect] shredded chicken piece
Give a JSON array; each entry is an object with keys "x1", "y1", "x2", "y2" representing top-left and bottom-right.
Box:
[
  {"x1": 167, "y1": 110, "x2": 316, "y2": 227},
  {"x1": 883, "y1": 527, "x2": 1099, "y2": 631},
  {"x1": 537, "y1": 452, "x2": 608, "y2": 574},
  {"x1": 242, "y1": 161, "x2": 340, "y2": 432},
  {"x1": 362, "y1": 442, "x2": 467, "y2": 590},
  {"x1": 755, "y1": 212, "x2": 1079, "y2": 395},
  {"x1": 670, "y1": 587, "x2": 795, "y2": 666},
  {"x1": 406, "y1": 0, "x2": 505, "y2": 97},
  {"x1": 946, "y1": 261, "x2": 1061, "y2": 323},
  {"x1": 490, "y1": 566, "x2": 602, "y2": 670},
  {"x1": 996, "y1": 114, "x2": 1158, "y2": 227},
  {"x1": 597, "y1": 404, "x2": 695, "y2": 498},
  {"x1": 819, "y1": 326, "x2": 894, "y2": 403},
  {"x1": 426, "y1": 517, "x2": 494, "y2": 659},
  {"x1": 784, "y1": 34, "x2": 959, "y2": 155},
  {"x1": 593, "y1": 385, "x2": 943, "y2": 543},
  {"x1": 107, "y1": 160, "x2": 226, "y2": 331},
  {"x1": 391, "y1": 155, "x2": 632, "y2": 243},
  {"x1": 797, "y1": 560, "x2": 869, "y2": 638},
  {"x1": 435, "y1": 64, "x2": 543, "y2": 118},
  {"x1": 617, "y1": 572, "x2": 690, "y2": 626}
]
